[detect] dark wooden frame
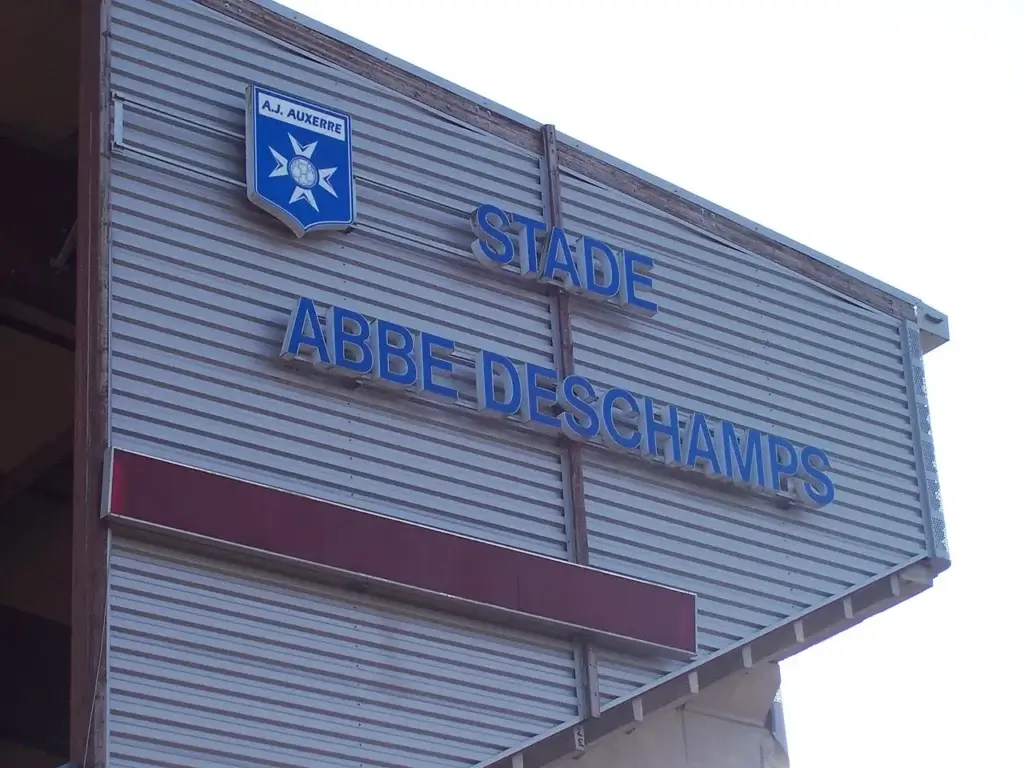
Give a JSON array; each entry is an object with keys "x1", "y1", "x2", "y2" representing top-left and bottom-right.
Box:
[{"x1": 71, "y1": 0, "x2": 110, "y2": 765}]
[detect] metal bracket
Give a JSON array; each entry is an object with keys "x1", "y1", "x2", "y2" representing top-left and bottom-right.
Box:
[{"x1": 51, "y1": 218, "x2": 78, "y2": 272}]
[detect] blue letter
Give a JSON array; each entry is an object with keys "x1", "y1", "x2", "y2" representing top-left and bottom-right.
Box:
[
  {"x1": 579, "y1": 236, "x2": 620, "y2": 299},
  {"x1": 722, "y1": 422, "x2": 766, "y2": 489},
  {"x1": 470, "y1": 204, "x2": 514, "y2": 267},
  {"x1": 684, "y1": 412, "x2": 722, "y2": 476},
  {"x1": 640, "y1": 398, "x2": 682, "y2": 465},
  {"x1": 541, "y1": 227, "x2": 583, "y2": 291},
  {"x1": 600, "y1": 387, "x2": 642, "y2": 451},
  {"x1": 619, "y1": 251, "x2": 659, "y2": 315},
  {"x1": 280, "y1": 296, "x2": 330, "y2": 367},
  {"x1": 798, "y1": 445, "x2": 835, "y2": 507},
  {"x1": 768, "y1": 435, "x2": 800, "y2": 495},
  {"x1": 372, "y1": 320, "x2": 417, "y2": 387},
  {"x1": 557, "y1": 374, "x2": 600, "y2": 440},
  {"x1": 521, "y1": 363, "x2": 561, "y2": 432},
  {"x1": 326, "y1": 306, "x2": 373, "y2": 377},
  {"x1": 510, "y1": 212, "x2": 546, "y2": 278},
  {"x1": 416, "y1": 332, "x2": 459, "y2": 402},
  {"x1": 476, "y1": 350, "x2": 522, "y2": 416}
]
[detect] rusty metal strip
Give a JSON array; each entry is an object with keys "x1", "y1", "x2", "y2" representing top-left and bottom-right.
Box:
[
  {"x1": 194, "y1": 0, "x2": 542, "y2": 153},
  {"x1": 540, "y1": 124, "x2": 600, "y2": 720},
  {"x1": 72, "y1": 1, "x2": 111, "y2": 766},
  {"x1": 556, "y1": 144, "x2": 916, "y2": 320},
  {"x1": 196, "y1": 0, "x2": 916, "y2": 321},
  {"x1": 541, "y1": 125, "x2": 590, "y2": 568}
]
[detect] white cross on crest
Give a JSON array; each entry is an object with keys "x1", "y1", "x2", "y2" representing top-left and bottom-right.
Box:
[{"x1": 267, "y1": 134, "x2": 339, "y2": 213}]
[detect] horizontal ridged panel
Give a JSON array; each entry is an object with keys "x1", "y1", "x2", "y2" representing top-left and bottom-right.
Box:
[
  {"x1": 561, "y1": 174, "x2": 899, "y2": 339},
  {"x1": 110, "y1": 0, "x2": 543, "y2": 198},
  {"x1": 596, "y1": 650, "x2": 677, "y2": 708},
  {"x1": 559, "y1": 176, "x2": 927, "y2": 697},
  {"x1": 108, "y1": 0, "x2": 568, "y2": 556},
  {"x1": 108, "y1": 537, "x2": 579, "y2": 768}
]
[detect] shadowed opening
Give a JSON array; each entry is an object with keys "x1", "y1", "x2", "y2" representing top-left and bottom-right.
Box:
[{"x1": 0, "y1": 1, "x2": 80, "y2": 765}]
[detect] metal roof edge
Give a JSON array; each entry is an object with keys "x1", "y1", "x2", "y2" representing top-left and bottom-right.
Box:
[
  {"x1": 225, "y1": 0, "x2": 949, "y2": 346},
  {"x1": 249, "y1": 0, "x2": 543, "y2": 131},
  {"x1": 556, "y1": 131, "x2": 925, "y2": 308},
  {"x1": 476, "y1": 554, "x2": 941, "y2": 768}
]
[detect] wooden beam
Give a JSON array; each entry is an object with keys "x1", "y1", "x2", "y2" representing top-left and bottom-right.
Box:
[
  {"x1": 0, "y1": 136, "x2": 77, "y2": 324},
  {"x1": 0, "y1": 426, "x2": 73, "y2": 512},
  {"x1": 71, "y1": 1, "x2": 110, "y2": 767},
  {"x1": 0, "y1": 312, "x2": 75, "y2": 352}
]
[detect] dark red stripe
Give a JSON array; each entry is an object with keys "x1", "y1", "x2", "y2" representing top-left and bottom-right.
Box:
[{"x1": 109, "y1": 450, "x2": 697, "y2": 653}]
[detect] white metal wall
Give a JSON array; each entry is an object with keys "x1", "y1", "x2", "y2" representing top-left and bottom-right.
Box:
[
  {"x1": 105, "y1": 0, "x2": 939, "y2": 728},
  {"x1": 107, "y1": 537, "x2": 580, "y2": 768},
  {"x1": 107, "y1": 0, "x2": 567, "y2": 557},
  {"x1": 558, "y1": 173, "x2": 929, "y2": 697}
]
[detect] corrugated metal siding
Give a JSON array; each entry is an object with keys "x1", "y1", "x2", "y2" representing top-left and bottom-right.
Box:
[
  {"x1": 594, "y1": 649, "x2": 680, "y2": 709},
  {"x1": 107, "y1": 0, "x2": 569, "y2": 557},
  {"x1": 108, "y1": 536, "x2": 580, "y2": 768},
  {"x1": 106, "y1": 0, "x2": 935, "y2": 719},
  {"x1": 558, "y1": 174, "x2": 928, "y2": 701}
]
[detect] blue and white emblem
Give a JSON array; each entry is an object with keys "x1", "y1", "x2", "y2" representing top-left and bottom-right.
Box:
[{"x1": 245, "y1": 84, "x2": 356, "y2": 237}]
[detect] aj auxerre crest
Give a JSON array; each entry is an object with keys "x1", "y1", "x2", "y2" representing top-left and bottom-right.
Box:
[{"x1": 245, "y1": 85, "x2": 356, "y2": 237}]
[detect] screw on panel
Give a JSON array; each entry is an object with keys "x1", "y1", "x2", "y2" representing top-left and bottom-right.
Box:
[
  {"x1": 889, "y1": 574, "x2": 901, "y2": 597},
  {"x1": 631, "y1": 698, "x2": 644, "y2": 722},
  {"x1": 573, "y1": 725, "x2": 586, "y2": 752},
  {"x1": 688, "y1": 671, "x2": 699, "y2": 694}
]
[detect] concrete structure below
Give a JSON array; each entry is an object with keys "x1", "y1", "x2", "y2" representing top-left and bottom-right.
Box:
[{"x1": 551, "y1": 664, "x2": 788, "y2": 768}]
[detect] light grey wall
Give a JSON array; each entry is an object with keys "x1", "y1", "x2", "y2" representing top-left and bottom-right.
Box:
[
  {"x1": 558, "y1": 171, "x2": 927, "y2": 697},
  {"x1": 107, "y1": 537, "x2": 579, "y2": 768},
  {"x1": 107, "y1": 0, "x2": 569, "y2": 558},
  {"x1": 105, "y1": 0, "x2": 936, "y2": 752}
]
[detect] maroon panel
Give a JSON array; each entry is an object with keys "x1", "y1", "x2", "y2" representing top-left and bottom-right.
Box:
[
  {"x1": 109, "y1": 450, "x2": 697, "y2": 653},
  {"x1": 519, "y1": 558, "x2": 697, "y2": 653}
]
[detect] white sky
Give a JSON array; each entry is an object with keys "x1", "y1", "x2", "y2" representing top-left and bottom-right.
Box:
[{"x1": 277, "y1": 1, "x2": 1022, "y2": 765}]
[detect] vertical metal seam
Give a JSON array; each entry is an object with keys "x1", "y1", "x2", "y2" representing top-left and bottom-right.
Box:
[
  {"x1": 540, "y1": 124, "x2": 589, "y2": 566},
  {"x1": 102, "y1": 3, "x2": 114, "y2": 455},
  {"x1": 536, "y1": 124, "x2": 584, "y2": 713},
  {"x1": 899, "y1": 320, "x2": 946, "y2": 561},
  {"x1": 540, "y1": 123, "x2": 599, "y2": 720}
]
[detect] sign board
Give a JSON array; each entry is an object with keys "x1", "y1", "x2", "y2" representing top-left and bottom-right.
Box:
[
  {"x1": 242, "y1": 84, "x2": 840, "y2": 513},
  {"x1": 245, "y1": 84, "x2": 356, "y2": 237}
]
